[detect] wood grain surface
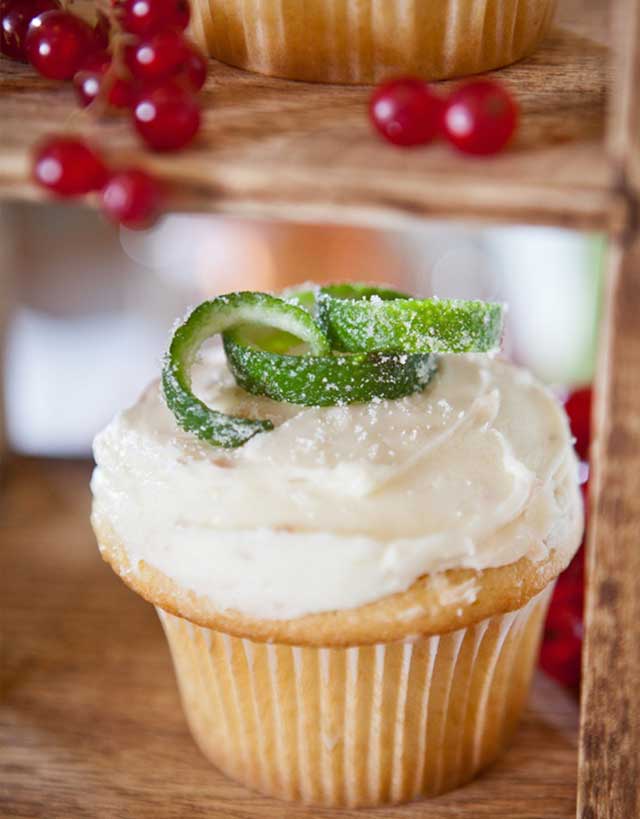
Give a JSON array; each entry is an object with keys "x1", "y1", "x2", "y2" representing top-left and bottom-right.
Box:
[
  {"x1": 577, "y1": 240, "x2": 640, "y2": 819},
  {"x1": 0, "y1": 0, "x2": 623, "y2": 232},
  {"x1": 0, "y1": 458, "x2": 579, "y2": 819},
  {"x1": 577, "y1": 0, "x2": 640, "y2": 815},
  {"x1": 607, "y1": 0, "x2": 640, "y2": 195}
]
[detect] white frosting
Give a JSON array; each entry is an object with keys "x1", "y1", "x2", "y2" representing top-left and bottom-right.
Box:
[{"x1": 91, "y1": 349, "x2": 580, "y2": 620}]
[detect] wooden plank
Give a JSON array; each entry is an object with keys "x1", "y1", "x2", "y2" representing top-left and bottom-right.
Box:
[
  {"x1": 577, "y1": 240, "x2": 640, "y2": 819},
  {"x1": 0, "y1": 0, "x2": 623, "y2": 232},
  {"x1": 607, "y1": 0, "x2": 640, "y2": 193},
  {"x1": 578, "y1": 0, "x2": 640, "y2": 815},
  {"x1": 0, "y1": 457, "x2": 579, "y2": 818}
]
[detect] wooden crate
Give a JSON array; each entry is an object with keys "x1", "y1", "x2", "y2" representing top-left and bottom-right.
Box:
[
  {"x1": 0, "y1": 0, "x2": 638, "y2": 816},
  {"x1": 0, "y1": 0, "x2": 621, "y2": 233}
]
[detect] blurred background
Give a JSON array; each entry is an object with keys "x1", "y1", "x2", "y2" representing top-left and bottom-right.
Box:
[{"x1": 0, "y1": 202, "x2": 603, "y2": 457}]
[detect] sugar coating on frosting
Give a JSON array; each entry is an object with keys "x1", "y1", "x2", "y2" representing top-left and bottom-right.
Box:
[{"x1": 91, "y1": 349, "x2": 581, "y2": 620}]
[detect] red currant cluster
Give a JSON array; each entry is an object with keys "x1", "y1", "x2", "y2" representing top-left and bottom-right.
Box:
[
  {"x1": 369, "y1": 76, "x2": 518, "y2": 156},
  {"x1": 539, "y1": 387, "x2": 592, "y2": 693},
  {"x1": 32, "y1": 137, "x2": 162, "y2": 226},
  {"x1": 1, "y1": 0, "x2": 208, "y2": 225}
]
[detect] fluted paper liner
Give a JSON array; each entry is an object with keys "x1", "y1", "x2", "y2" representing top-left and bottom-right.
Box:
[
  {"x1": 189, "y1": 0, "x2": 556, "y2": 84},
  {"x1": 157, "y1": 584, "x2": 552, "y2": 806}
]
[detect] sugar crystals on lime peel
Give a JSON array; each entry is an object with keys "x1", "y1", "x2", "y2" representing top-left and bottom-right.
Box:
[
  {"x1": 223, "y1": 327, "x2": 437, "y2": 407},
  {"x1": 222, "y1": 283, "x2": 438, "y2": 406},
  {"x1": 317, "y1": 285, "x2": 504, "y2": 354},
  {"x1": 162, "y1": 292, "x2": 331, "y2": 448},
  {"x1": 161, "y1": 287, "x2": 505, "y2": 449}
]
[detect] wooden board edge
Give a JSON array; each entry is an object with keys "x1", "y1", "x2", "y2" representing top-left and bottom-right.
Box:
[
  {"x1": 607, "y1": 0, "x2": 640, "y2": 193},
  {"x1": 577, "y1": 238, "x2": 640, "y2": 819},
  {"x1": 581, "y1": 0, "x2": 640, "y2": 811},
  {"x1": 0, "y1": 176, "x2": 625, "y2": 236}
]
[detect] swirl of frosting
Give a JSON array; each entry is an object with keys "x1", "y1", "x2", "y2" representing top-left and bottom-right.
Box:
[{"x1": 91, "y1": 349, "x2": 580, "y2": 620}]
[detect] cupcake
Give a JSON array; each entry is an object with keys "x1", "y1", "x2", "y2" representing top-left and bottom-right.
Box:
[
  {"x1": 189, "y1": 0, "x2": 557, "y2": 84},
  {"x1": 91, "y1": 285, "x2": 583, "y2": 807}
]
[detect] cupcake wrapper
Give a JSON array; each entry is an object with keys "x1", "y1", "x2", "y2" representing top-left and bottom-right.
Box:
[
  {"x1": 190, "y1": 0, "x2": 557, "y2": 84},
  {"x1": 157, "y1": 584, "x2": 552, "y2": 807}
]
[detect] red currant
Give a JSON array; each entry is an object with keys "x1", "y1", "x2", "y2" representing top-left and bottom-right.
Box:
[
  {"x1": 32, "y1": 136, "x2": 108, "y2": 196},
  {"x1": 93, "y1": 11, "x2": 110, "y2": 50},
  {"x1": 1, "y1": 0, "x2": 58, "y2": 62},
  {"x1": 442, "y1": 80, "x2": 518, "y2": 156},
  {"x1": 73, "y1": 51, "x2": 133, "y2": 109},
  {"x1": 369, "y1": 77, "x2": 443, "y2": 147},
  {"x1": 133, "y1": 83, "x2": 200, "y2": 151},
  {"x1": 120, "y1": 0, "x2": 189, "y2": 36},
  {"x1": 101, "y1": 168, "x2": 163, "y2": 228},
  {"x1": 565, "y1": 387, "x2": 592, "y2": 461},
  {"x1": 540, "y1": 545, "x2": 584, "y2": 691},
  {"x1": 125, "y1": 28, "x2": 189, "y2": 83},
  {"x1": 539, "y1": 619, "x2": 582, "y2": 691},
  {"x1": 26, "y1": 9, "x2": 96, "y2": 80},
  {"x1": 181, "y1": 46, "x2": 206, "y2": 92}
]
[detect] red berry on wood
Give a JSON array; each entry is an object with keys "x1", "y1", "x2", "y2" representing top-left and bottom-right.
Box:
[
  {"x1": 26, "y1": 9, "x2": 96, "y2": 80},
  {"x1": 539, "y1": 620, "x2": 583, "y2": 690},
  {"x1": 540, "y1": 544, "x2": 585, "y2": 691},
  {"x1": 101, "y1": 168, "x2": 164, "y2": 227},
  {"x1": 132, "y1": 83, "x2": 200, "y2": 151},
  {"x1": 0, "y1": 0, "x2": 58, "y2": 62},
  {"x1": 120, "y1": 0, "x2": 189, "y2": 36},
  {"x1": 125, "y1": 28, "x2": 189, "y2": 83},
  {"x1": 93, "y1": 11, "x2": 110, "y2": 50},
  {"x1": 181, "y1": 46, "x2": 206, "y2": 92},
  {"x1": 442, "y1": 79, "x2": 518, "y2": 156},
  {"x1": 73, "y1": 51, "x2": 133, "y2": 109},
  {"x1": 369, "y1": 77, "x2": 443, "y2": 147},
  {"x1": 32, "y1": 136, "x2": 108, "y2": 196},
  {"x1": 565, "y1": 387, "x2": 592, "y2": 461}
]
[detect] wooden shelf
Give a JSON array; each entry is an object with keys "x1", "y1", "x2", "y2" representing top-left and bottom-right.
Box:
[
  {"x1": 1, "y1": 457, "x2": 579, "y2": 818},
  {"x1": 0, "y1": 0, "x2": 622, "y2": 232}
]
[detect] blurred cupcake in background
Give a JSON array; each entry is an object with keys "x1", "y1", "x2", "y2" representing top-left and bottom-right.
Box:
[{"x1": 190, "y1": 0, "x2": 557, "y2": 83}]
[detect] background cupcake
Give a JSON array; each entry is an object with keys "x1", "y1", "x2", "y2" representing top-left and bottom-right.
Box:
[{"x1": 189, "y1": 0, "x2": 557, "y2": 84}]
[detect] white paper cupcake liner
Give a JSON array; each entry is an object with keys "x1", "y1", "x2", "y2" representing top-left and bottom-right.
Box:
[{"x1": 157, "y1": 583, "x2": 553, "y2": 806}]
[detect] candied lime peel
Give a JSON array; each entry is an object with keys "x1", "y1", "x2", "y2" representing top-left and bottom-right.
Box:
[
  {"x1": 162, "y1": 292, "x2": 329, "y2": 448},
  {"x1": 224, "y1": 328, "x2": 437, "y2": 407},
  {"x1": 317, "y1": 283, "x2": 504, "y2": 354},
  {"x1": 162, "y1": 285, "x2": 504, "y2": 448}
]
